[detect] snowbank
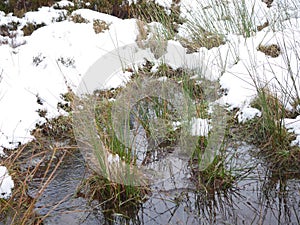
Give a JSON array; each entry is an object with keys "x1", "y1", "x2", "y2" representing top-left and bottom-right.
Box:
[{"x1": 0, "y1": 166, "x2": 14, "y2": 199}]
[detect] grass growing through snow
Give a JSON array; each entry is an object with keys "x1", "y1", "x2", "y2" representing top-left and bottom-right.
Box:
[
  {"x1": 116, "y1": 62, "x2": 234, "y2": 192},
  {"x1": 132, "y1": 0, "x2": 181, "y2": 41},
  {"x1": 243, "y1": 88, "x2": 300, "y2": 173},
  {"x1": 182, "y1": 0, "x2": 259, "y2": 37},
  {"x1": 1, "y1": 0, "x2": 300, "y2": 222},
  {"x1": 73, "y1": 86, "x2": 150, "y2": 211},
  {"x1": 251, "y1": 88, "x2": 290, "y2": 149},
  {"x1": 240, "y1": 22, "x2": 300, "y2": 174},
  {"x1": 73, "y1": 58, "x2": 235, "y2": 210}
]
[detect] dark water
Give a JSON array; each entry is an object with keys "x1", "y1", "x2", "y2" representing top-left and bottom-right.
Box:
[
  {"x1": 28, "y1": 142, "x2": 300, "y2": 225},
  {"x1": 28, "y1": 151, "x2": 103, "y2": 224}
]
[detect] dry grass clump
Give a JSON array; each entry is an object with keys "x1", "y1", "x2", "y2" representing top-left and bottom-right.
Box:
[
  {"x1": 257, "y1": 20, "x2": 269, "y2": 31},
  {"x1": 179, "y1": 31, "x2": 225, "y2": 53},
  {"x1": 258, "y1": 44, "x2": 281, "y2": 57},
  {"x1": 262, "y1": 0, "x2": 274, "y2": 8},
  {"x1": 1, "y1": 0, "x2": 57, "y2": 17},
  {"x1": 70, "y1": 14, "x2": 89, "y2": 23},
  {"x1": 93, "y1": 19, "x2": 110, "y2": 34},
  {"x1": 0, "y1": 114, "x2": 76, "y2": 224},
  {"x1": 78, "y1": 0, "x2": 132, "y2": 19},
  {"x1": 0, "y1": 22, "x2": 19, "y2": 36},
  {"x1": 22, "y1": 22, "x2": 46, "y2": 36},
  {"x1": 135, "y1": 19, "x2": 148, "y2": 47}
]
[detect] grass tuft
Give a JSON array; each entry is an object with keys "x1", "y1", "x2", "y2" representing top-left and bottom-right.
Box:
[
  {"x1": 93, "y1": 19, "x2": 110, "y2": 34},
  {"x1": 239, "y1": 88, "x2": 300, "y2": 174},
  {"x1": 77, "y1": 174, "x2": 149, "y2": 215},
  {"x1": 258, "y1": 44, "x2": 281, "y2": 57},
  {"x1": 70, "y1": 13, "x2": 89, "y2": 23}
]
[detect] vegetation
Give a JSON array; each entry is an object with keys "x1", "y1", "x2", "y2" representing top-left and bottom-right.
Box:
[
  {"x1": 257, "y1": 44, "x2": 281, "y2": 57},
  {"x1": 77, "y1": 174, "x2": 150, "y2": 216},
  {"x1": 242, "y1": 89, "x2": 300, "y2": 173},
  {"x1": 1, "y1": 0, "x2": 300, "y2": 223},
  {"x1": 190, "y1": 136, "x2": 234, "y2": 192},
  {"x1": 22, "y1": 22, "x2": 46, "y2": 36},
  {"x1": 0, "y1": 0, "x2": 59, "y2": 17},
  {"x1": 0, "y1": 114, "x2": 75, "y2": 224}
]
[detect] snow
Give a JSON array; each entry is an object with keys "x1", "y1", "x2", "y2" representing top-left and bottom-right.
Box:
[
  {"x1": 0, "y1": 0, "x2": 300, "y2": 199},
  {"x1": 154, "y1": 0, "x2": 173, "y2": 9},
  {"x1": 172, "y1": 118, "x2": 211, "y2": 136},
  {"x1": 0, "y1": 12, "x2": 19, "y2": 26},
  {"x1": 0, "y1": 8, "x2": 140, "y2": 197},
  {"x1": 157, "y1": 76, "x2": 168, "y2": 82},
  {"x1": 24, "y1": 7, "x2": 67, "y2": 25},
  {"x1": 0, "y1": 9, "x2": 138, "y2": 152},
  {"x1": 107, "y1": 153, "x2": 120, "y2": 164},
  {"x1": 190, "y1": 118, "x2": 211, "y2": 136},
  {"x1": 54, "y1": 0, "x2": 74, "y2": 8},
  {"x1": 218, "y1": 21, "x2": 300, "y2": 111},
  {"x1": 236, "y1": 107, "x2": 262, "y2": 123},
  {"x1": 103, "y1": 71, "x2": 132, "y2": 89},
  {"x1": 70, "y1": 9, "x2": 121, "y2": 24},
  {"x1": 0, "y1": 166, "x2": 14, "y2": 199},
  {"x1": 172, "y1": 121, "x2": 181, "y2": 131},
  {"x1": 284, "y1": 116, "x2": 300, "y2": 146}
]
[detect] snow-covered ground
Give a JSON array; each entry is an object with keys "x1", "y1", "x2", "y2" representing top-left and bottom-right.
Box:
[
  {"x1": 0, "y1": 166, "x2": 14, "y2": 199},
  {"x1": 0, "y1": 0, "x2": 299, "y2": 198}
]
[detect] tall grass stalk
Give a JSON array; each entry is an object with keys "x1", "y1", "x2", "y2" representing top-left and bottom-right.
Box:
[
  {"x1": 240, "y1": 26, "x2": 300, "y2": 171},
  {"x1": 132, "y1": 0, "x2": 180, "y2": 40}
]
